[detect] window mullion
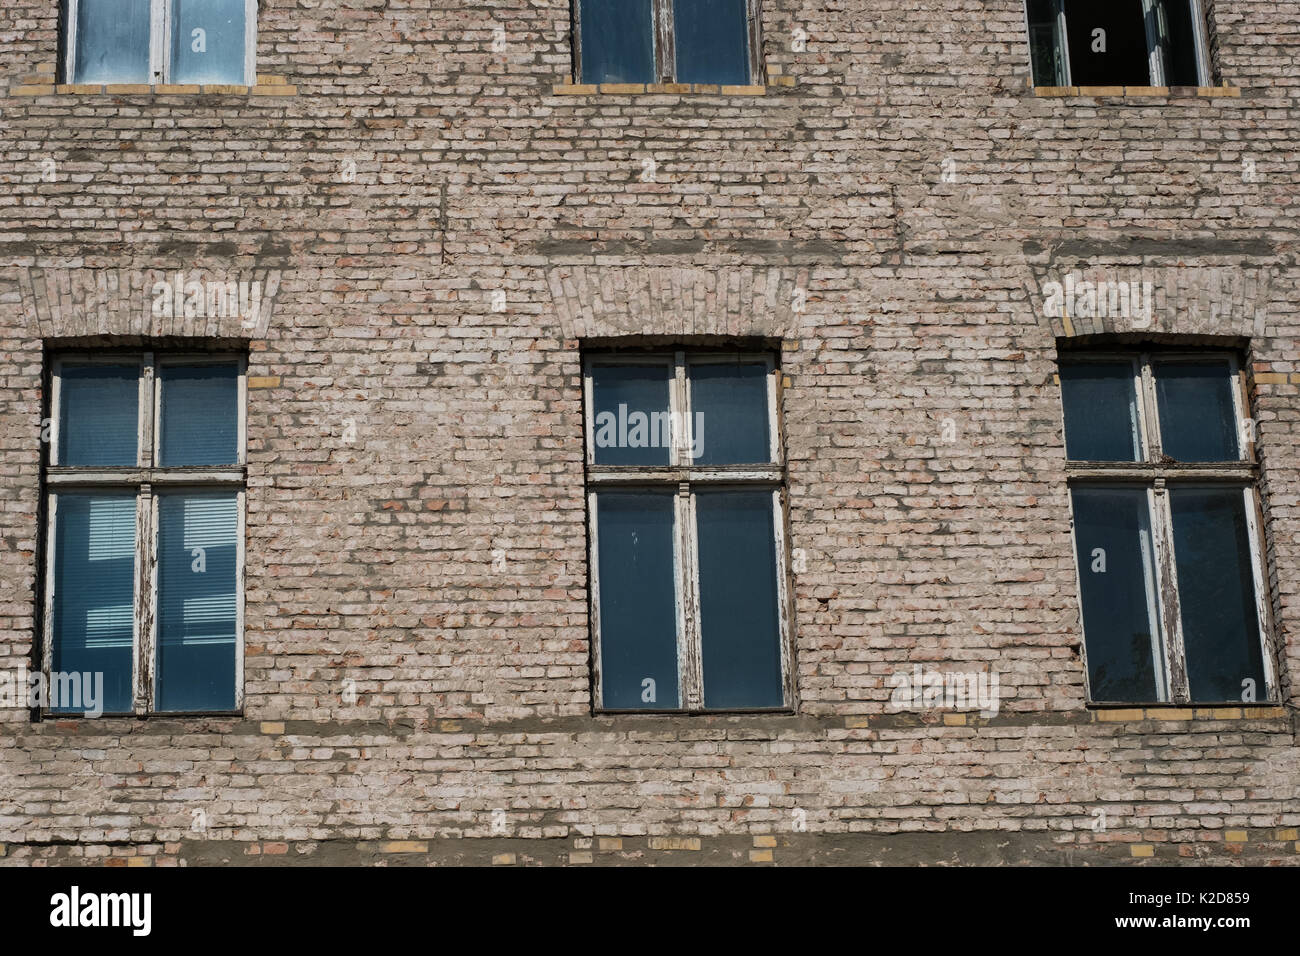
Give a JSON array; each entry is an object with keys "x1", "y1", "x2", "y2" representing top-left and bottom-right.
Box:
[
  {"x1": 134, "y1": 484, "x2": 155, "y2": 714},
  {"x1": 1150, "y1": 481, "x2": 1189, "y2": 702},
  {"x1": 655, "y1": 0, "x2": 675, "y2": 83},
  {"x1": 151, "y1": 0, "x2": 168, "y2": 83},
  {"x1": 678, "y1": 482, "x2": 702, "y2": 710},
  {"x1": 1138, "y1": 355, "x2": 1162, "y2": 461}
]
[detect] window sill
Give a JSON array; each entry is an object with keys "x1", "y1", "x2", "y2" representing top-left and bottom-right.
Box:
[
  {"x1": 1032, "y1": 84, "x2": 1240, "y2": 100},
  {"x1": 553, "y1": 79, "x2": 795, "y2": 97},
  {"x1": 1090, "y1": 705, "x2": 1287, "y2": 722},
  {"x1": 13, "y1": 75, "x2": 296, "y2": 97}
]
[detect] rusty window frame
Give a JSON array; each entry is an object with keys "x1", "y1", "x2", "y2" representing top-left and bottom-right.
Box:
[
  {"x1": 42, "y1": 350, "x2": 247, "y2": 717},
  {"x1": 583, "y1": 350, "x2": 795, "y2": 713},
  {"x1": 1060, "y1": 350, "x2": 1278, "y2": 705}
]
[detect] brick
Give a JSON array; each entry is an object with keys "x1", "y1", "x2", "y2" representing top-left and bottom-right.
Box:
[
  {"x1": 598, "y1": 84, "x2": 645, "y2": 94},
  {"x1": 247, "y1": 376, "x2": 281, "y2": 389},
  {"x1": 103, "y1": 84, "x2": 152, "y2": 94},
  {"x1": 1077, "y1": 86, "x2": 1126, "y2": 96},
  {"x1": 749, "y1": 849, "x2": 774, "y2": 862},
  {"x1": 553, "y1": 84, "x2": 598, "y2": 95},
  {"x1": 1276, "y1": 829, "x2": 1298, "y2": 842},
  {"x1": 1131, "y1": 846, "x2": 1155, "y2": 858},
  {"x1": 55, "y1": 85, "x2": 104, "y2": 94},
  {"x1": 492, "y1": 854, "x2": 517, "y2": 866},
  {"x1": 1095, "y1": 709, "x2": 1145, "y2": 722},
  {"x1": 382, "y1": 841, "x2": 428, "y2": 853},
  {"x1": 155, "y1": 85, "x2": 203, "y2": 94},
  {"x1": 569, "y1": 851, "x2": 593, "y2": 863},
  {"x1": 598, "y1": 838, "x2": 623, "y2": 851},
  {"x1": 721, "y1": 85, "x2": 766, "y2": 95},
  {"x1": 260, "y1": 722, "x2": 285, "y2": 735},
  {"x1": 648, "y1": 837, "x2": 701, "y2": 851},
  {"x1": 753, "y1": 835, "x2": 776, "y2": 848},
  {"x1": 13, "y1": 86, "x2": 55, "y2": 96},
  {"x1": 1224, "y1": 831, "x2": 1248, "y2": 843}
]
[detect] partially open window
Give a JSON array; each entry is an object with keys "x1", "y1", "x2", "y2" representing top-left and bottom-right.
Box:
[
  {"x1": 1059, "y1": 352, "x2": 1276, "y2": 705},
  {"x1": 1025, "y1": 0, "x2": 1211, "y2": 87},
  {"x1": 574, "y1": 0, "x2": 759, "y2": 86},
  {"x1": 584, "y1": 351, "x2": 793, "y2": 712},
  {"x1": 63, "y1": 0, "x2": 256, "y2": 86}
]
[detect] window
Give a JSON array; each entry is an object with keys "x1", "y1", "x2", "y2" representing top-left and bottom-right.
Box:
[
  {"x1": 43, "y1": 353, "x2": 246, "y2": 715},
  {"x1": 63, "y1": 0, "x2": 256, "y2": 86},
  {"x1": 1059, "y1": 352, "x2": 1276, "y2": 705},
  {"x1": 1025, "y1": 0, "x2": 1211, "y2": 87},
  {"x1": 574, "y1": 0, "x2": 760, "y2": 86},
  {"x1": 584, "y1": 351, "x2": 793, "y2": 711}
]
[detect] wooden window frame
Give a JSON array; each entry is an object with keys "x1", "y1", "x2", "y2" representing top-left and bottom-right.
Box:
[
  {"x1": 571, "y1": 0, "x2": 765, "y2": 86},
  {"x1": 42, "y1": 350, "x2": 247, "y2": 717},
  {"x1": 1023, "y1": 0, "x2": 1212, "y2": 87},
  {"x1": 1061, "y1": 350, "x2": 1278, "y2": 706},
  {"x1": 583, "y1": 350, "x2": 795, "y2": 713},
  {"x1": 63, "y1": 0, "x2": 257, "y2": 86}
]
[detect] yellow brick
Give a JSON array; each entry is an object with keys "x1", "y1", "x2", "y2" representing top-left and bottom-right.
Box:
[
  {"x1": 103, "y1": 84, "x2": 152, "y2": 94},
  {"x1": 569, "y1": 851, "x2": 593, "y2": 864},
  {"x1": 1210, "y1": 707, "x2": 1243, "y2": 719},
  {"x1": 1131, "y1": 845, "x2": 1154, "y2": 858},
  {"x1": 155, "y1": 85, "x2": 202, "y2": 94},
  {"x1": 1144, "y1": 708, "x2": 1192, "y2": 721},
  {"x1": 749, "y1": 849, "x2": 774, "y2": 863},
  {"x1": 1096, "y1": 709, "x2": 1144, "y2": 722},
  {"x1": 1199, "y1": 86, "x2": 1241, "y2": 97},
  {"x1": 1295, "y1": 841, "x2": 1299, "y2": 853},
  {"x1": 691, "y1": 84, "x2": 721, "y2": 94},
  {"x1": 753, "y1": 835, "x2": 777, "y2": 848},
  {"x1": 773, "y1": 76, "x2": 796, "y2": 87},
  {"x1": 552, "y1": 84, "x2": 597, "y2": 95},
  {"x1": 438, "y1": 719, "x2": 463, "y2": 731},
  {"x1": 1254, "y1": 373, "x2": 1287, "y2": 385},
  {"x1": 247, "y1": 376, "x2": 281, "y2": 389},
  {"x1": 943, "y1": 713, "x2": 968, "y2": 726},
  {"x1": 1276, "y1": 829, "x2": 1297, "y2": 842},
  {"x1": 1124, "y1": 86, "x2": 1169, "y2": 96},
  {"x1": 648, "y1": 837, "x2": 700, "y2": 851},
  {"x1": 256, "y1": 74, "x2": 284, "y2": 85},
  {"x1": 721, "y1": 84, "x2": 766, "y2": 95},
  {"x1": 661, "y1": 83, "x2": 692, "y2": 94},
  {"x1": 251, "y1": 86, "x2": 297, "y2": 96},
  {"x1": 126, "y1": 856, "x2": 151, "y2": 867},
  {"x1": 1243, "y1": 706, "x2": 1287, "y2": 719},
  {"x1": 492, "y1": 853, "x2": 516, "y2": 866},
  {"x1": 202, "y1": 85, "x2": 250, "y2": 94},
  {"x1": 13, "y1": 86, "x2": 55, "y2": 96},
  {"x1": 1033, "y1": 86, "x2": 1078, "y2": 97},
  {"x1": 1224, "y1": 830, "x2": 1248, "y2": 843},
  {"x1": 381, "y1": 841, "x2": 427, "y2": 853},
  {"x1": 56, "y1": 85, "x2": 103, "y2": 94},
  {"x1": 260, "y1": 721, "x2": 285, "y2": 735},
  {"x1": 844, "y1": 716, "x2": 870, "y2": 729},
  {"x1": 0, "y1": 844, "x2": 6, "y2": 857},
  {"x1": 598, "y1": 83, "x2": 645, "y2": 94},
  {"x1": 598, "y1": 837, "x2": 622, "y2": 851},
  {"x1": 1078, "y1": 86, "x2": 1126, "y2": 96}
]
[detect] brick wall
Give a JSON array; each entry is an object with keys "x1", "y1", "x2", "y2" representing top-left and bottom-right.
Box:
[{"x1": 0, "y1": 0, "x2": 1297, "y2": 866}]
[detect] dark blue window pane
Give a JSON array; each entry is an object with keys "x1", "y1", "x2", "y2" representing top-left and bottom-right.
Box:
[
  {"x1": 579, "y1": 0, "x2": 655, "y2": 84},
  {"x1": 696, "y1": 490, "x2": 783, "y2": 708},
  {"x1": 169, "y1": 0, "x2": 248, "y2": 86},
  {"x1": 1169, "y1": 488, "x2": 1266, "y2": 703},
  {"x1": 673, "y1": 0, "x2": 749, "y2": 85},
  {"x1": 591, "y1": 364, "x2": 673, "y2": 465},
  {"x1": 59, "y1": 364, "x2": 139, "y2": 466},
  {"x1": 51, "y1": 493, "x2": 136, "y2": 714},
  {"x1": 689, "y1": 362, "x2": 770, "y2": 464},
  {"x1": 1071, "y1": 486, "x2": 1161, "y2": 702},
  {"x1": 1154, "y1": 360, "x2": 1239, "y2": 462},
  {"x1": 596, "y1": 492, "x2": 679, "y2": 709},
  {"x1": 73, "y1": 0, "x2": 151, "y2": 84},
  {"x1": 156, "y1": 491, "x2": 239, "y2": 712},
  {"x1": 1059, "y1": 361, "x2": 1140, "y2": 462},
  {"x1": 159, "y1": 363, "x2": 239, "y2": 466}
]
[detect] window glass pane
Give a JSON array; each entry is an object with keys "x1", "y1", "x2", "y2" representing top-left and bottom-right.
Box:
[
  {"x1": 1160, "y1": 0, "x2": 1201, "y2": 85},
  {"x1": 51, "y1": 493, "x2": 136, "y2": 714},
  {"x1": 595, "y1": 492, "x2": 679, "y2": 709},
  {"x1": 1059, "y1": 360, "x2": 1141, "y2": 462},
  {"x1": 1153, "y1": 360, "x2": 1239, "y2": 462},
  {"x1": 58, "y1": 364, "x2": 139, "y2": 466},
  {"x1": 696, "y1": 490, "x2": 783, "y2": 708},
  {"x1": 73, "y1": 0, "x2": 152, "y2": 84},
  {"x1": 156, "y1": 491, "x2": 239, "y2": 712},
  {"x1": 159, "y1": 363, "x2": 240, "y2": 466},
  {"x1": 1169, "y1": 488, "x2": 1266, "y2": 703},
  {"x1": 169, "y1": 0, "x2": 248, "y2": 85},
  {"x1": 1071, "y1": 486, "x2": 1162, "y2": 702},
  {"x1": 579, "y1": 0, "x2": 655, "y2": 84},
  {"x1": 1063, "y1": 0, "x2": 1151, "y2": 87},
  {"x1": 673, "y1": 0, "x2": 749, "y2": 85},
  {"x1": 591, "y1": 363, "x2": 673, "y2": 466},
  {"x1": 688, "y1": 362, "x2": 771, "y2": 465},
  {"x1": 1026, "y1": 0, "x2": 1066, "y2": 85}
]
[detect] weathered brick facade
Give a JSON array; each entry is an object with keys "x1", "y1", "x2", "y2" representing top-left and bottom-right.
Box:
[{"x1": 1, "y1": 0, "x2": 1298, "y2": 866}]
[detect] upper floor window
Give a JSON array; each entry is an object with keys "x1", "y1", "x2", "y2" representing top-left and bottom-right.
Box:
[
  {"x1": 43, "y1": 352, "x2": 246, "y2": 716},
  {"x1": 64, "y1": 0, "x2": 256, "y2": 86},
  {"x1": 584, "y1": 350, "x2": 793, "y2": 712},
  {"x1": 575, "y1": 0, "x2": 759, "y2": 86},
  {"x1": 1026, "y1": 0, "x2": 1211, "y2": 87},
  {"x1": 1059, "y1": 351, "x2": 1276, "y2": 706}
]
